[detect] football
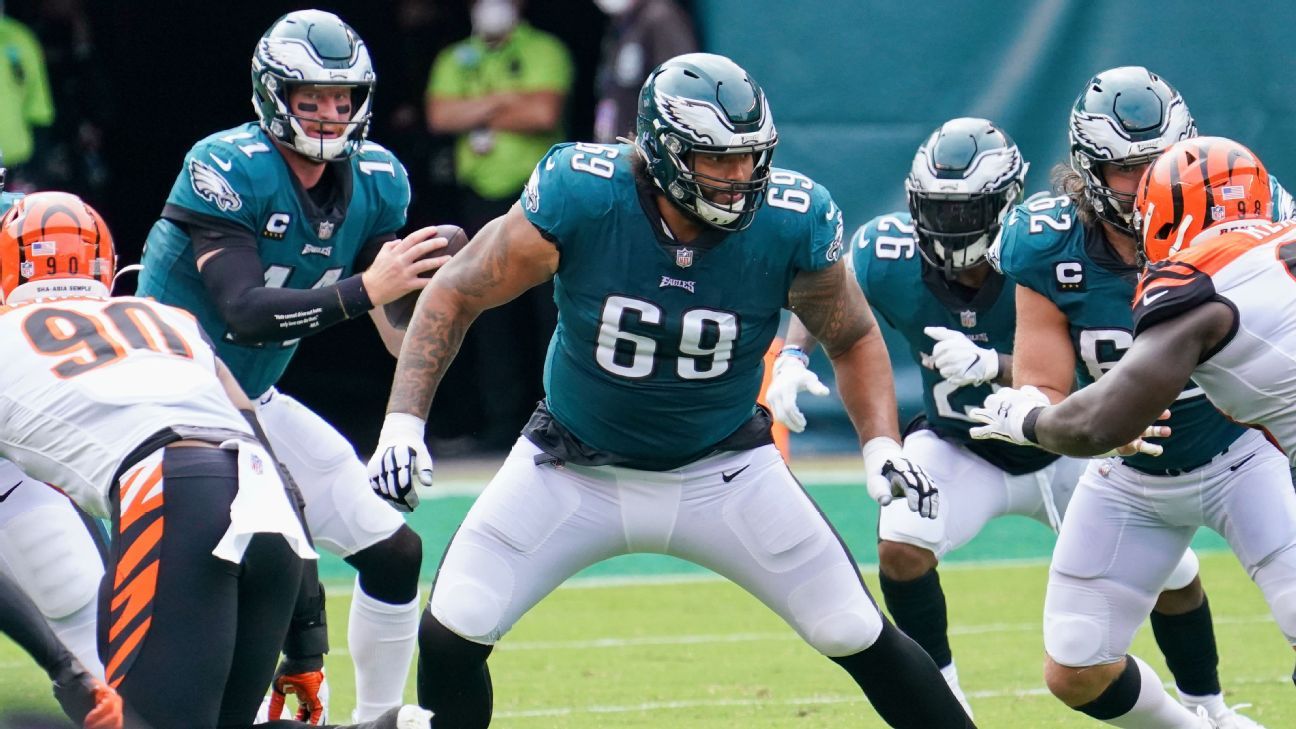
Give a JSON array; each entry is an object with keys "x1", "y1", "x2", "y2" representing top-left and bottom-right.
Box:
[{"x1": 385, "y1": 224, "x2": 471, "y2": 327}]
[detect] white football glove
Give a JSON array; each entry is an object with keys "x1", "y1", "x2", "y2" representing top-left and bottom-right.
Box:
[
  {"x1": 862, "y1": 437, "x2": 939, "y2": 519},
  {"x1": 766, "y1": 353, "x2": 830, "y2": 433},
  {"x1": 367, "y1": 413, "x2": 432, "y2": 512},
  {"x1": 924, "y1": 326, "x2": 999, "y2": 387},
  {"x1": 968, "y1": 386, "x2": 1050, "y2": 445}
]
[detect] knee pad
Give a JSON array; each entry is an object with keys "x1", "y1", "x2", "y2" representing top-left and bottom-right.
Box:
[
  {"x1": 1253, "y1": 545, "x2": 1296, "y2": 644},
  {"x1": 0, "y1": 503, "x2": 103, "y2": 619},
  {"x1": 1044, "y1": 583, "x2": 1111, "y2": 668},
  {"x1": 429, "y1": 544, "x2": 514, "y2": 645},
  {"x1": 1162, "y1": 548, "x2": 1199, "y2": 592},
  {"x1": 789, "y1": 562, "x2": 884, "y2": 657},
  {"x1": 347, "y1": 525, "x2": 422, "y2": 603}
]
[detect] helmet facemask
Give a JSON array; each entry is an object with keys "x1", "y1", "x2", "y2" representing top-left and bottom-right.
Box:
[
  {"x1": 662, "y1": 137, "x2": 776, "y2": 229},
  {"x1": 908, "y1": 186, "x2": 1019, "y2": 277}
]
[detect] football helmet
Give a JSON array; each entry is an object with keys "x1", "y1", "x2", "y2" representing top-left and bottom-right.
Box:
[
  {"x1": 252, "y1": 10, "x2": 375, "y2": 162},
  {"x1": 1133, "y1": 136, "x2": 1270, "y2": 265},
  {"x1": 635, "y1": 53, "x2": 777, "y2": 231},
  {"x1": 1069, "y1": 66, "x2": 1196, "y2": 236},
  {"x1": 0, "y1": 192, "x2": 115, "y2": 305},
  {"x1": 905, "y1": 117, "x2": 1026, "y2": 277}
]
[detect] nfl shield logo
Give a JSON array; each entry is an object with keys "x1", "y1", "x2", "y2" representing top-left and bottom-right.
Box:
[
  {"x1": 675, "y1": 247, "x2": 694, "y2": 268},
  {"x1": 960, "y1": 310, "x2": 977, "y2": 328},
  {"x1": 318, "y1": 220, "x2": 335, "y2": 240}
]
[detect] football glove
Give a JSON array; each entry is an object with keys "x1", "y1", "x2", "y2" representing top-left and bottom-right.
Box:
[
  {"x1": 968, "y1": 386, "x2": 1049, "y2": 445},
  {"x1": 766, "y1": 353, "x2": 830, "y2": 433},
  {"x1": 862, "y1": 437, "x2": 939, "y2": 519},
  {"x1": 265, "y1": 656, "x2": 329, "y2": 724},
  {"x1": 52, "y1": 667, "x2": 123, "y2": 729},
  {"x1": 924, "y1": 326, "x2": 999, "y2": 387},
  {"x1": 367, "y1": 413, "x2": 432, "y2": 512}
]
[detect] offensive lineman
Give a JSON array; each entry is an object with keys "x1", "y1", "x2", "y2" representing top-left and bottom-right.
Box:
[
  {"x1": 768, "y1": 118, "x2": 1088, "y2": 716},
  {"x1": 0, "y1": 192, "x2": 432, "y2": 729},
  {"x1": 137, "y1": 11, "x2": 443, "y2": 719},
  {"x1": 989, "y1": 68, "x2": 1284, "y2": 727},
  {"x1": 369, "y1": 53, "x2": 973, "y2": 728},
  {"x1": 973, "y1": 136, "x2": 1296, "y2": 725}
]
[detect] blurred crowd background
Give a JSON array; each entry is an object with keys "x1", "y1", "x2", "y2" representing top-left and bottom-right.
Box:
[{"x1": 5, "y1": 0, "x2": 1295, "y2": 457}]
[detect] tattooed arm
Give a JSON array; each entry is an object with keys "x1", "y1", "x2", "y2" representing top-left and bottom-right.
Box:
[
  {"x1": 787, "y1": 261, "x2": 900, "y2": 444},
  {"x1": 385, "y1": 203, "x2": 560, "y2": 418}
]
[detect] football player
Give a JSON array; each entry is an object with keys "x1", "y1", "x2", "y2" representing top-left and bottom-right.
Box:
[
  {"x1": 0, "y1": 192, "x2": 433, "y2": 729},
  {"x1": 973, "y1": 136, "x2": 1296, "y2": 725},
  {"x1": 136, "y1": 10, "x2": 444, "y2": 720},
  {"x1": 0, "y1": 153, "x2": 108, "y2": 681},
  {"x1": 986, "y1": 67, "x2": 1284, "y2": 728},
  {"x1": 766, "y1": 118, "x2": 1087, "y2": 716},
  {"x1": 369, "y1": 53, "x2": 975, "y2": 728}
]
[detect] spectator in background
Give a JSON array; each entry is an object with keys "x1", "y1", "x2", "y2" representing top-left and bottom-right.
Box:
[
  {"x1": 0, "y1": 1, "x2": 53, "y2": 190},
  {"x1": 593, "y1": 0, "x2": 696, "y2": 143},
  {"x1": 425, "y1": 0, "x2": 573, "y2": 451},
  {"x1": 25, "y1": 0, "x2": 110, "y2": 198}
]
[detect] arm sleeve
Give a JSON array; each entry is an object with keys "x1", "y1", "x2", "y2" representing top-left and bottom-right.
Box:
[
  {"x1": 0, "y1": 570, "x2": 74, "y2": 678},
  {"x1": 197, "y1": 232, "x2": 373, "y2": 343}
]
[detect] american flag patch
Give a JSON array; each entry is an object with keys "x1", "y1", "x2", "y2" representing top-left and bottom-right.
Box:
[
  {"x1": 1221, "y1": 185, "x2": 1245, "y2": 200},
  {"x1": 30, "y1": 240, "x2": 55, "y2": 256}
]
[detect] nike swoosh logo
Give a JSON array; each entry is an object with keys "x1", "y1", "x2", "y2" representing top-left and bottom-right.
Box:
[
  {"x1": 1229, "y1": 453, "x2": 1257, "y2": 472},
  {"x1": 208, "y1": 153, "x2": 233, "y2": 172},
  {"x1": 0, "y1": 482, "x2": 21, "y2": 502},
  {"x1": 721, "y1": 465, "x2": 750, "y2": 483},
  {"x1": 545, "y1": 157, "x2": 556, "y2": 171},
  {"x1": 1142, "y1": 288, "x2": 1169, "y2": 306}
]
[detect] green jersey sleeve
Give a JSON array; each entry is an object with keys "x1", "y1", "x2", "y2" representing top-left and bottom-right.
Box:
[
  {"x1": 521, "y1": 142, "x2": 621, "y2": 248},
  {"x1": 164, "y1": 137, "x2": 265, "y2": 233},
  {"x1": 788, "y1": 175, "x2": 845, "y2": 273},
  {"x1": 356, "y1": 141, "x2": 411, "y2": 238},
  {"x1": 993, "y1": 192, "x2": 1081, "y2": 295}
]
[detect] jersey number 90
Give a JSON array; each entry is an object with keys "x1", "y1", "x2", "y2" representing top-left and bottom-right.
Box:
[{"x1": 596, "y1": 296, "x2": 738, "y2": 380}]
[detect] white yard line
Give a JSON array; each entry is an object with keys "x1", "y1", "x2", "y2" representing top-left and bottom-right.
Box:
[{"x1": 492, "y1": 674, "x2": 1291, "y2": 719}]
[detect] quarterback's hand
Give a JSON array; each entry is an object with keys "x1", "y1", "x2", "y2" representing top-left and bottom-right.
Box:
[
  {"x1": 266, "y1": 656, "x2": 329, "y2": 724},
  {"x1": 362, "y1": 226, "x2": 450, "y2": 307},
  {"x1": 924, "y1": 326, "x2": 999, "y2": 387},
  {"x1": 766, "y1": 354, "x2": 830, "y2": 433},
  {"x1": 862, "y1": 437, "x2": 939, "y2": 519},
  {"x1": 969, "y1": 386, "x2": 1050, "y2": 444},
  {"x1": 367, "y1": 413, "x2": 432, "y2": 512}
]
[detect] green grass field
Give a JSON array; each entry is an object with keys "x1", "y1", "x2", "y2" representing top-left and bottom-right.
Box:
[{"x1": 2, "y1": 470, "x2": 1293, "y2": 727}]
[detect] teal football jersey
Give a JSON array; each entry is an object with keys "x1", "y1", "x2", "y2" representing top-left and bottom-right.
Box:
[
  {"x1": 852, "y1": 212, "x2": 1056, "y2": 475},
  {"x1": 523, "y1": 142, "x2": 844, "y2": 469},
  {"x1": 995, "y1": 192, "x2": 1246, "y2": 472},
  {"x1": 137, "y1": 123, "x2": 410, "y2": 396}
]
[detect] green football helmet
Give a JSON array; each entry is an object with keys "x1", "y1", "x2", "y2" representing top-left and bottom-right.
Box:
[
  {"x1": 906, "y1": 117, "x2": 1026, "y2": 277},
  {"x1": 1069, "y1": 66, "x2": 1196, "y2": 236},
  {"x1": 251, "y1": 9, "x2": 375, "y2": 162},
  {"x1": 635, "y1": 53, "x2": 777, "y2": 231}
]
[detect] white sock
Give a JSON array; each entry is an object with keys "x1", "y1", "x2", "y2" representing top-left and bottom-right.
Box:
[
  {"x1": 940, "y1": 661, "x2": 974, "y2": 718},
  {"x1": 1177, "y1": 689, "x2": 1227, "y2": 718},
  {"x1": 1105, "y1": 655, "x2": 1203, "y2": 729},
  {"x1": 349, "y1": 579, "x2": 421, "y2": 721},
  {"x1": 48, "y1": 599, "x2": 103, "y2": 679}
]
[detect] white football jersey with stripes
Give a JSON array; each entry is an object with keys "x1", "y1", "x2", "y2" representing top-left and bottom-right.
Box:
[
  {"x1": 0, "y1": 295, "x2": 251, "y2": 516},
  {"x1": 1135, "y1": 221, "x2": 1296, "y2": 463}
]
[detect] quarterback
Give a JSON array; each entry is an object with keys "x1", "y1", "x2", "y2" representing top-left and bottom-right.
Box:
[
  {"x1": 137, "y1": 10, "x2": 443, "y2": 719},
  {"x1": 369, "y1": 54, "x2": 973, "y2": 728},
  {"x1": 974, "y1": 136, "x2": 1296, "y2": 724},
  {"x1": 990, "y1": 67, "x2": 1285, "y2": 728}
]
